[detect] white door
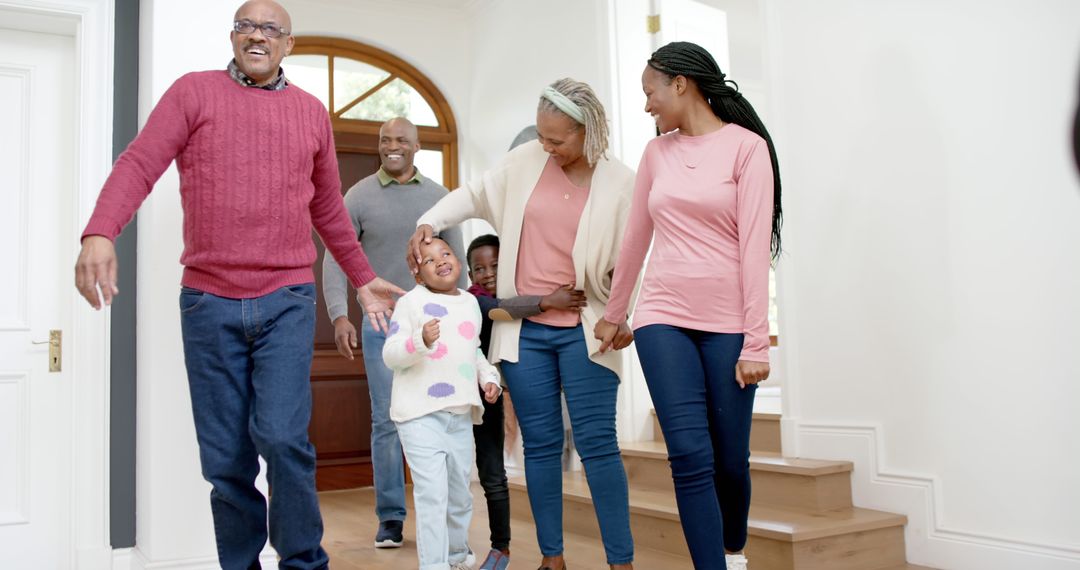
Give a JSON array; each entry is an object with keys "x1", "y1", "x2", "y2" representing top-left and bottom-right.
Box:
[
  {"x1": 657, "y1": 0, "x2": 731, "y2": 73},
  {"x1": 0, "y1": 27, "x2": 76, "y2": 568}
]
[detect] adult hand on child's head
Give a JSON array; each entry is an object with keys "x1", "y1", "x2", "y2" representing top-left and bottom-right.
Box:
[
  {"x1": 332, "y1": 317, "x2": 358, "y2": 360},
  {"x1": 735, "y1": 360, "x2": 770, "y2": 389},
  {"x1": 406, "y1": 224, "x2": 435, "y2": 275},
  {"x1": 421, "y1": 318, "x2": 440, "y2": 348},
  {"x1": 541, "y1": 283, "x2": 587, "y2": 312},
  {"x1": 483, "y1": 382, "x2": 501, "y2": 404}
]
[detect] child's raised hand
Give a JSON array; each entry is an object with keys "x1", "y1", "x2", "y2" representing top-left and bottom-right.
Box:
[
  {"x1": 482, "y1": 382, "x2": 501, "y2": 404},
  {"x1": 541, "y1": 283, "x2": 587, "y2": 312},
  {"x1": 422, "y1": 318, "x2": 440, "y2": 348}
]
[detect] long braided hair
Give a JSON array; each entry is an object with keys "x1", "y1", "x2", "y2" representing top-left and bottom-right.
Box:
[{"x1": 649, "y1": 41, "x2": 783, "y2": 258}]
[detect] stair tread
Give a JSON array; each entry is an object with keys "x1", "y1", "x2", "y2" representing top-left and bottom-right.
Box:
[
  {"x1": 650, "y1": 409, "x2": 782, "y2": 421},
  {"x1": 621, "y1": 441, "x2": 853, "y2": 475},
  {"x1": 509, "y1": 471, "x2": 907, "y2": 542}
]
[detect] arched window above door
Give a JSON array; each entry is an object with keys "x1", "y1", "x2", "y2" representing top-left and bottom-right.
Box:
[{"x1": 285, "y1": 37, "x2": 458, "y2": 188}]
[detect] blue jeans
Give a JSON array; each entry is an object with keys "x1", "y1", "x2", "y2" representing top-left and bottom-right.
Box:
[
  {"x1": 396, "y1": 412, "x2": 475, "y2": 570},
  {"x1": 179, "y1": 284, "x2": 328, "y2": 570},
  {"x1": 634, "y1": 325, "x2": 757, "y2": 568},
  {"x1": 500, "y1": 321, "x2": 633, "y2": 565},
  {"x1": 361, "y1": 315, "x2": 407, "y2": 523}
]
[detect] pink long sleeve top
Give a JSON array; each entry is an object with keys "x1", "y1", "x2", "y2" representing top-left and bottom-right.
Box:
[
  {"x1": 515, "y1": 157, "x2": 589, "y2": 327},
  {"x1": 82, "y1": 70, "x2": 377, "y2": 298},
  {"x1": 604, "y1": 124, "x2": 774, "y2": 362}
]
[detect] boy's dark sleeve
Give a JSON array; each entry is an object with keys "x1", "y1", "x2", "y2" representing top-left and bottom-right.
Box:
[
  {"x1": 488, "y1": 295, "x2": 543, "y2": 321},
  {"x1": 475, "y1": 294, "x2": 500, "y2": 315}
]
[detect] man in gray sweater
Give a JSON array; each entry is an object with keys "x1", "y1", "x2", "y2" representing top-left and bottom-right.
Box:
[{"x1": 322, "y1": 117, "x2": 465, "y2": 548}]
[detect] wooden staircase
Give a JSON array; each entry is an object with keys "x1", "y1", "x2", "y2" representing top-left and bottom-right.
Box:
[{"x1": 509, "y1": 411, "x2": 934, "y2": 569}]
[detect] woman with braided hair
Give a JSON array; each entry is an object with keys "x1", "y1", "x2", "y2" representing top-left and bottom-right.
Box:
[
  {"x1": 408, "y1": 78, "x2": 637, "y2": 570},
  {"x1": 595, "y1": 41, "x2": 782, "y2": 570}
]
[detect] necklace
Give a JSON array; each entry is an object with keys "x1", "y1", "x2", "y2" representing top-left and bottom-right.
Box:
[
  {"x1": 676, "y1": 137, "x2": 711, "y2": 169},
  {"x1": 560, "y1": 164, "x2": 592, "y2": 198}
]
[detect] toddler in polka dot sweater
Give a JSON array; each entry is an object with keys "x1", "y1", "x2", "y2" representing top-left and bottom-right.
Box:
[{"x1": 383, "y1": 237, "x2": 502, "y2": 570}]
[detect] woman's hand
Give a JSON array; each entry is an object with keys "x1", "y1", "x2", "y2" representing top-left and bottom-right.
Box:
[
  {"x1": 406, "y1": 224, "x2": 435, "y2": 275},
  {"x1": 735, "y1": 360, "x2": 770, "y2": 389},
  {"x1": 541, "y1": 283, "x2": 587, "y2": 312},
  {"x1": 594, "y1": 318, "x2": 634, "y2": 353}
]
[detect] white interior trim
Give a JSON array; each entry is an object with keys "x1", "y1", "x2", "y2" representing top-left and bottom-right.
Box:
[
  {"x1": 798, "y1": 422, "x2": 1080, "y2": 570},
  {"x1": 116, "y1": 549, "x2": 277, "y2": 570},
  {"x1": 0, "y1": 0, "x2": 115, "y2": 568}
]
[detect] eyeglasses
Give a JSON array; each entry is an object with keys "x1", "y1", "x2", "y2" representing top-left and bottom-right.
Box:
[{"x1": 233, "y1": 20, "x2": 289, "y2": 39}]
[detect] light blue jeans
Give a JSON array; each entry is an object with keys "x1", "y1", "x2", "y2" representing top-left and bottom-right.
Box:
[
  {"x1": 362, "y1": 315, "x2": 407, "y2": 523},
  {"x1": 396, "y1": 411, "x2": 475, "y2": 570}
]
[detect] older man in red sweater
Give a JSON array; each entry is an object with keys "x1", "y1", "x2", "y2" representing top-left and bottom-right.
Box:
[{"x1": 73, "y1": 1, "x2": 402, "y2": 568}]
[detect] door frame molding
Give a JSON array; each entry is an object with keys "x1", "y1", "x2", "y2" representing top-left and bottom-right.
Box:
[{"x1": 1, "y1": 0, "x2": 115, "y2": 567}]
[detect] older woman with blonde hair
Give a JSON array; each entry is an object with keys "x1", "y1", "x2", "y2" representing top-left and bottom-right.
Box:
[{"x1": 408, "y1": 78, "x2": 637, "y2": 570}]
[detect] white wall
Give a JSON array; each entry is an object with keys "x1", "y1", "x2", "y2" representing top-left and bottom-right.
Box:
[
  {"x1": 765, "y1": 0, "x2": 1080, "y2": 568},
  {"x1": 463, "y1": 0, "x2": 613, "y2": 177}
]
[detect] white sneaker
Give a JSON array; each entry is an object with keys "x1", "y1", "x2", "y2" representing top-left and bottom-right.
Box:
[
  {"x1": 726, "y1": 553, "x2": 749, "y2": 570},
  {"x1": 451, "y1": 563, "x2": 473, "y2": 570}
]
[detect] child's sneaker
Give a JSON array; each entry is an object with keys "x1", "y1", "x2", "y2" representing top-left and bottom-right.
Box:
[
  {"x1": 478, "y1": 549, "x2": 510, "y2": 570},
  {"x1": 725, "y1": 553, "x2": 749, "y2": 570}
]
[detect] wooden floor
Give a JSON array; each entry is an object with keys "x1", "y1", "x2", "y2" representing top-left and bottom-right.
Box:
[{"x1": 319, "y1": 483, "x2": 693, "y2": 569}]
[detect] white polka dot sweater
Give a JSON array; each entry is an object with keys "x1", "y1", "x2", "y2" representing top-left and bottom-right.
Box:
[{"x1": 383, "y1": 285, "x2": 502, "y2": 424}]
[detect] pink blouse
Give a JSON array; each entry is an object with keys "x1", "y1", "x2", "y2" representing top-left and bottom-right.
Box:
[
  {"x1": 605, "y1": 124, "x2": 774, "y2": 362},
  {"x1": 516, "y1": 157, "x2": 590, "y2": 327}
]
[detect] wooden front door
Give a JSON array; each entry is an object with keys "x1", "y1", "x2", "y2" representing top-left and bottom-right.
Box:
[{"x1": 309, "y1": 140, "x2": 381, "y2": 491}]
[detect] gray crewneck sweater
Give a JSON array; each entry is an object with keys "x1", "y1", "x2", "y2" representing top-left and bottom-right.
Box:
[{"x1": 322, "y1": 169, "x2": 466, "y2": 322}]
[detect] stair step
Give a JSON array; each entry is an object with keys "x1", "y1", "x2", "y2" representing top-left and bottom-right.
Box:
[
  {"x1": 621, "y1": 440, "x2": 854, "y2": 511},
  {"x1": 651, "y1": 409, "x2": 783, "y2": 455},
  {"x1": 752, "y1": 412, "x2": 783, "y2": 454},
  {"x1": 510, "y1": 471, "x2": 908, "y2": 570}
]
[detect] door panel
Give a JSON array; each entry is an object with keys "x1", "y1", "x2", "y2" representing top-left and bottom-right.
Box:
[
  {"x1": 309, "y1": 148, "x2": 381, "y2": 491},
  {"x1": 0, "y1": 29, "x2": 76, "y2": 566}
]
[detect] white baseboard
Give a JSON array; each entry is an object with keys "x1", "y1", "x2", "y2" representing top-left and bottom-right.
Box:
[
  {"x1": 798, "y1": 422, "x2": 1080, "y2": 570},
  {"x1": 114, "y1": 546, "x2": 277, "y2": 570}
]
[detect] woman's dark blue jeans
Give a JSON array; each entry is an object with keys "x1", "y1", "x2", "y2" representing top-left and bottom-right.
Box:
[
  {"x1": 500, "y1": 320, "x2": 634, "y2": 565},
  {"x1": 179, "y1": 284, "x2": 328, "y2": 570},
  {"x1": 634, "y1": 324, "x2": 757, "y2": 568}
]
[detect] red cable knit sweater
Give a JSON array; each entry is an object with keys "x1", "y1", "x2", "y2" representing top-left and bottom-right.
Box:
[{"x1": 82, "y1": 70, "x2": 377, "y2": 298}]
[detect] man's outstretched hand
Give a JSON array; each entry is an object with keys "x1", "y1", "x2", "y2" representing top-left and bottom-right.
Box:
[{"x1": 357, "y1": 277, "x2": 406, "y2": 333}]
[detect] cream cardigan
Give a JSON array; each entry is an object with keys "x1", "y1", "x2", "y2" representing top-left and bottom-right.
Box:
[{"x1": 417, "y1": 140, "x2": 637, "y2": 375}]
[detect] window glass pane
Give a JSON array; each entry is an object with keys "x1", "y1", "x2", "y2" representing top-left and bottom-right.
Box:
[
  {"x1": 414, "y1": 149, "x2": 444, "y2": 187},
  {"x1": 283, "y1": 54, "x2": 330, "y2": 109},
  {"x1": 341, "y1": 77, "x2": 438, "y2": 127},
  {"x1": 333, "y1": 57, "x2": 391, "y2": 114}
]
